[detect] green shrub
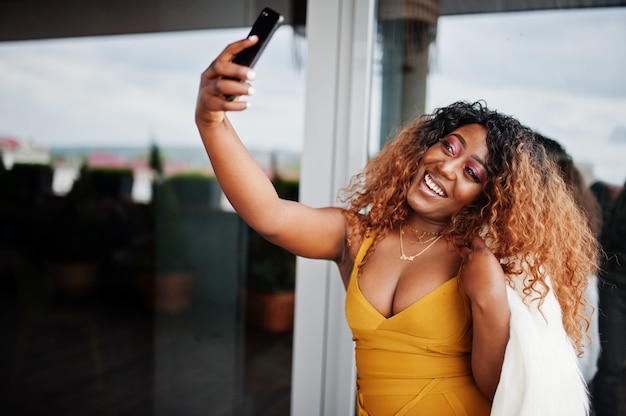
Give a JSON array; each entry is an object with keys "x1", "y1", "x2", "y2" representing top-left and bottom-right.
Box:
[
  {"x1": 167, "y1": 173, "x2": 221, "y2": 208},
  {"x1": 88, "y1": 167, "x2": 134, "y2": 199},
  {"x1": 153, "y1": 179, "x2": 190, "y2": 274}
]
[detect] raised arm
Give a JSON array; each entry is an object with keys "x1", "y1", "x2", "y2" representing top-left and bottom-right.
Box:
[
  {"x1": 459, "y1": 237, "x2": 510, "y2": 402},
  {"x1": 195, "y1": 36, "x2": 346, "y2": 261}
]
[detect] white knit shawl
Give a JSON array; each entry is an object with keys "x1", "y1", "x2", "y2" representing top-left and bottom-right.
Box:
[{"x1": 491, "y1": 282, "x2": 590, "y2": 416}]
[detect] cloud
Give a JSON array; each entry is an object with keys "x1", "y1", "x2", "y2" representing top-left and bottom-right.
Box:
[
  {"x1": 609, "y1": 126, "x2": 626, "y2": 143},
  {"x1": 0, "y1": 26, "x2": 306, "y2": 148},
  {"x1": 430, "y1": 8, "x2": 626, "y2": 99}
]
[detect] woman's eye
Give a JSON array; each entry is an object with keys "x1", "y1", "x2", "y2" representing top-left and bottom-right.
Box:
[
  {"x1": 466, "y1": 167, "x2": 481, "y2": 183},
  {"x1": 440, "y1": 139, "x2": 454, "y2": 154}
]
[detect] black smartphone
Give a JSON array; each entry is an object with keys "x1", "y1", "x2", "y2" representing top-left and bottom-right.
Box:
[{"x1": 225, "y1": 7, "x2": 284, "y2": 101}]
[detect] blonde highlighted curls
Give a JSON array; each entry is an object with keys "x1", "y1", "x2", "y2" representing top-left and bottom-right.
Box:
[{"x1": 339, "y1": 101, "x2": 599, "y2": 351}]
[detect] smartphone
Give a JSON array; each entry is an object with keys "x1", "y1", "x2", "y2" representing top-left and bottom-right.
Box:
[{"x1": 225, "y1": 7, "x2": 284, "y2": 101}]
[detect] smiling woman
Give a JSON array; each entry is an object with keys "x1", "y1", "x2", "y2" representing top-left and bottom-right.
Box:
[
  {"x1": 196, "y1": 30, "x2": 598, "y2": 412},
  {"x1": 1, "y1": 5, "x2": 624, "y2": 415}
]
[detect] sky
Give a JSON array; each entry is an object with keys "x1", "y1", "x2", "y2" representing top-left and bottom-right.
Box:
[
  {"x1": 0, "y1": 6, "x2": 625, "y2": 183},
  {"x1": 0, "y1": 26, "x2": 307, "y2": 152}
]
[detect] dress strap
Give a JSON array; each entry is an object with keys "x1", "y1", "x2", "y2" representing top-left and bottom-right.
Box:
[
  {"x1": 355, "y1": 232, "x2": 376, "y2": 267},
  {"x1": 348, "y1": 232, "x2": 376, "y2": 289},
  {"x1": 349, "y1": 232, "x2": 376, "y2": 284}
]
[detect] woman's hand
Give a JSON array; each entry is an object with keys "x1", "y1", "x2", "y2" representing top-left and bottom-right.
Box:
[
  {"x1": 195, "y1": 36, "x2": 259, "y2": 130},
  {"x1": 459, "y1": 237, "x2": 510, "y2": 402}
]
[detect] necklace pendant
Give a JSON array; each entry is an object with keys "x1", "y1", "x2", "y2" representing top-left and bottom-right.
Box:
[{"x1": 399, "y1": 225, "x2": 443, "y2": 262}]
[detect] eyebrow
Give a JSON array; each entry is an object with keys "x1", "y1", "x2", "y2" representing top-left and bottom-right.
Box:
[{"x1": 450, "y1": 133, "x2": 487, "y2": 170}]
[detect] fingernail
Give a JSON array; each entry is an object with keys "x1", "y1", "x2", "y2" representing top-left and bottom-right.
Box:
[
  {"x1": 247, "y1": 87, "x2": 255, "y2": 96},
  {"x1": 245, "y1": 102, "x2": 252, "y2": 108},
  {"x1": 246, "y1": 70, "x2": 256, "y2": 80}
]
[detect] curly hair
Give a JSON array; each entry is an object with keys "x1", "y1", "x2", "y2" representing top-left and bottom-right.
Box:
[{"x1": 339, "y1": 101, "x2": 599, "y2": 351}]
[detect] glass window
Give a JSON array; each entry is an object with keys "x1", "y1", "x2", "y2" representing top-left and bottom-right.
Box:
[
  {"x1": 0, "y1": 25, "x2": 305, "y2": 415},
  {"x1": 370, "y1": 5, "x2": 626, "y2": 186}
]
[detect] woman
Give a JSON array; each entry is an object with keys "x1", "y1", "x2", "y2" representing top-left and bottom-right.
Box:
[
  {"x1": 536, "y1": 134, "x2": 602, "y2": 384},
  {"x1": 196, "y1": 36, "x2": 598, "y2": 415},
  {"x1": 590, "y1": 179, "x2": 626, "y2": 416}
]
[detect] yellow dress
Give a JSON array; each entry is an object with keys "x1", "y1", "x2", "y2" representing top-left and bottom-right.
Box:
[{"x1": 345, "y1": 233, "x2": 491, "y2": 416}]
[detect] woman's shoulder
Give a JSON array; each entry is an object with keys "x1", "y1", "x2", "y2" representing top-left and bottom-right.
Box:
[{"x1": 335, "y1": 215, "x2": 371, "y2": 285}]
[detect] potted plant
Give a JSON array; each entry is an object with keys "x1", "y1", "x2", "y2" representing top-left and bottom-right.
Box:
[
  {"x1": 44, "y1": 163, "x2": 103, "y2": 298},
  {"x1": 137, "y1": 143, "x2": 196, "y2": 313},
  {"x1": 245, "y1": 175, "x2": 299, "y2": 333},
  {"x1": 246, "y1": 230, "x2": 297, "y2": 333}
]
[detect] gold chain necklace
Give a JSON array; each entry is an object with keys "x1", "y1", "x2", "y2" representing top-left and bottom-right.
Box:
[
  {"x1": 399, "y1": 226, "x2": 443, "y2": 261},
  {"x1": 409, "y1": 233, "x2": 441, "y2": 245},
  {"x1": 406, "y1": 223, "x2": 442, "y2": 245},
  {"x1": 406, "y1": 224, "x2": 441, "y2": 242}
]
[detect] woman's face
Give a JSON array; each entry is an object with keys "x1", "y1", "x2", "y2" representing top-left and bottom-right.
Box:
[{"x1": 407, "y1": 123, "x2": 489, "y2": 226}]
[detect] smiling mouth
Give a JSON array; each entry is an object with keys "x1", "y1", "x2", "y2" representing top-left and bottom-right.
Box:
[{"x1": 424, "y1": 173, "x2": 446, "y2": 197}]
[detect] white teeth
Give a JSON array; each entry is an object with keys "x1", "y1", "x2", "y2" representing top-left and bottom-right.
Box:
[{"x1": 424, "y1": 173, "x2": 445, "y2": 196}]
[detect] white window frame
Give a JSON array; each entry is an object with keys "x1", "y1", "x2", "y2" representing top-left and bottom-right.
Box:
[{"x1": 290, "y1": 0, "x2": 376, "y2": 415}]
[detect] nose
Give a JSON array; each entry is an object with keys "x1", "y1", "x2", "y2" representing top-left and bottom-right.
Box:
[{"x1": 437, "y1": 158, "x2": 461, "y2": 180}]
